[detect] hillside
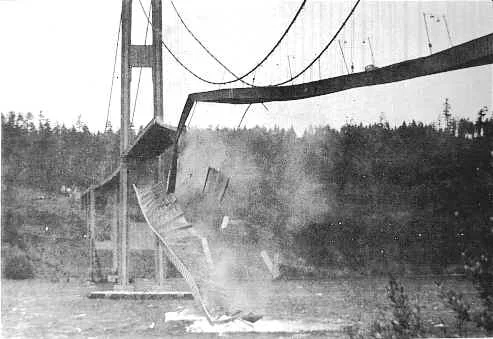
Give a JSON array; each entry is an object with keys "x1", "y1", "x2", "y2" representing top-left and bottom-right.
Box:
[
  {"x1": 2, "y1": 110, "x2": 492, "y2": 278},
  {"x1": 2, "y1": 186, "x2": 88, "y2": 280}
]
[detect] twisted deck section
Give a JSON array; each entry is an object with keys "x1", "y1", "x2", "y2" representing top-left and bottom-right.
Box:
[{"x1": 133, "y1": 183, "x2": 237, "y2": 324}]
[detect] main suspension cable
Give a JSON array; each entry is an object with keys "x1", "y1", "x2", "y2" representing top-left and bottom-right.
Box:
[
  {"x1": 270, "y1": 0, "x2": 361, "y2": 86},
  {"x1": 104, "y1": 8, "x2": 122, "y2": 132},
  {"x1": 137, "y1": 0, "x2": 360, "y2": 87},
  {"x1": 137, "y1": 0, "x2": 242, "y2": 85},
  {"x1": 168, "y1": 0, "x2": 307, "y2": 86}
]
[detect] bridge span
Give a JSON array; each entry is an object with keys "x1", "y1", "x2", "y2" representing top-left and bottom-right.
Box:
[{"x1": 177, "y1": 33, "x2": 493, "y2": 134}]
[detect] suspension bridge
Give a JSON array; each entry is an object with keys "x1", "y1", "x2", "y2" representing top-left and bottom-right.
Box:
[
  {"x1": 177, "y1": 33, "x2": 493, "y2": 132},
  {"x1": 82, "y1": 0, "x2": 493, "y2": 324}
]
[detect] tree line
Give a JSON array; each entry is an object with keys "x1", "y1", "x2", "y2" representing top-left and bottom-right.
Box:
[
  {"x1": 1, "y1": 112, "x2": 121, "y2": 192},
  {"x1": 2, "y1": 108, "x2": 492, "y2": 273}
]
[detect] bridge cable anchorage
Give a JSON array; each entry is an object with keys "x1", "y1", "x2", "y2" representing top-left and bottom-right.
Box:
[
  {"x1": 139, "y1": 0, "x2": 360, "y2": 87},
  {"x1": 131, "y1": 1, "x2": 152, "y2": 128},
  {"x1": 168, "y1": 0, "x2": 307, "y2": 86},
  {"x1": 104, "y1": 7, "x2": 122, "y2": 133}
]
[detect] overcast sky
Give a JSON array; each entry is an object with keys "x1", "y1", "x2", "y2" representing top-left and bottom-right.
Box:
[{"x1": 0, "y1": 0, "x2": 492, "y2": 133}]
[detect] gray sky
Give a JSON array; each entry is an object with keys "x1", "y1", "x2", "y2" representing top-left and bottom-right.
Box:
[{"x1": 0, "y1": 0, "x2": 492, "y2": 133}]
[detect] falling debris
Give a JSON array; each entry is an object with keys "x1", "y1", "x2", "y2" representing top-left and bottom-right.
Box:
[
  {"x1": 260, "y1": 250, "x2": 281, "y2": 280},
  {"x1": 203, "y1": 167, "x2": 230, "y2": 202},
  {"x1": 220, "y1": 216, "x2": 230, "y2": 229}
]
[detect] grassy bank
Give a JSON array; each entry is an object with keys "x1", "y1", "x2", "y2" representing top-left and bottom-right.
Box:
[{"x1": 1, "y1": 186, "x2": 88, "y2": 281}]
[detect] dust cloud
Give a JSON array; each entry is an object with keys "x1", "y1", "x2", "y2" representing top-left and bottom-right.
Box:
[{"x1": 171, "y1": 128, "x2": 335, "y2": 314}]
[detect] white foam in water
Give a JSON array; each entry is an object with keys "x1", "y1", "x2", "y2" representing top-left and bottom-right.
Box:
[
  {"x1": 186, "y1": 318, "x2": 343, "y2": 333},
  {"x1": 165, "y1": 309, "x2": 204, "y2": 322},
  {"x1": 166, "y1": 308, "x2": 347, "y2": 334},
  {"x1": 166, "y1": 309, "x2": 344, "y2": 334}
]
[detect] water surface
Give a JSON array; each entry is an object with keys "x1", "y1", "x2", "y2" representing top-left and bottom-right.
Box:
[{"x1": 1, "y1": 276, "x2": 475, "y2": 338}]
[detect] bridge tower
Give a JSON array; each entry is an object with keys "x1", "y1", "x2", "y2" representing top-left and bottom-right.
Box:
[{"x1": 119, "y1": 0, "x2": 166, "y2": 287}]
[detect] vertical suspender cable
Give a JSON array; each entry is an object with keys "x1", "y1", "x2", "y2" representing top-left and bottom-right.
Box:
[
  {"x1": 104, "y1": 9, "x2": 122, "y2": 132},
  {"x1": 167, "y1": 0, "x2": 307, "y2": 86},
  {"x1": 287, "y1": 56, "x2": 293, "y2": 81},
  {"x1": 351, "y1": 10, "x2": 355, "y2": 73},
  {"x1": 139, "y1": 0, "x2": 360, "y2": 87},
  {"x1": 368, "y1": 36, "x2": 376, "y2": 65},
  {"x1": 423, "y1": 12, "x2": 433, "y2": 55},
  {"x1": 274, "y1": 0, "x2": 361, "y2": 86},
  {"x1": 338, "y1": 40, "x2": 350, "y2": 74},
  {"x1": 237, "y1": 74, "x2": 258, "y2": 128},
  {"x1": 442, "y1": 15, "x2": 453, "y2": 47},
  {"x1": 237, "y1": 105, "x2": 252, "y2": 129},
  {"x1": 186, "y1": 102, "x2": 197, "y2": 128}
]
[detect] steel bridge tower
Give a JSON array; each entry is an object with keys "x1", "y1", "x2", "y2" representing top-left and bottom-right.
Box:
[{"x1": 119, "y1": 0, "x2": 165, "y2": 287}]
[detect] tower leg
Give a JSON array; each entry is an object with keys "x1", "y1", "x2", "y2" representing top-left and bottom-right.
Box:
[
  {"x1": 89, "y1": 189, "x2": 96, "y2": 282},
  {"x1": 112, "y1": 191, "x2": 118, "y2": 273},
  {"x1": 154, "y1": 154, "x2": 169, "y2": 286},
  {"x1": 120, "y1": 161, "x2": 129, "y2": 286},
  {"x1": 119, "y1": 0, "x2": 132, "y2": 287}
]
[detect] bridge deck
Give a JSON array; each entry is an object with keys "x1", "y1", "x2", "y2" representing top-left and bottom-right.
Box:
[
  {"x1": 177, "y1": 33, "x2": 493, "y2": 133},
  {"x1": 85, "y1": 33, "x2": 493, "y2": 197},
  {"x1": 82, "y1": 119, "x2": 176, "y2": 199},
  {"x1": 125, "y1": 117, "x2": 176, "y2": 160}
]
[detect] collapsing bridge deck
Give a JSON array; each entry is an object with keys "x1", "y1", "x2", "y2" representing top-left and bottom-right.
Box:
[
  {"x1": 81, "y1": 32, "x2": 493, "y2": 325},
  {"x1": 84, "y1": 33, "x2": 493, "y2": 196},
  {"x1": 81, "y1": 118, "x2": 176, "y2": 199}
]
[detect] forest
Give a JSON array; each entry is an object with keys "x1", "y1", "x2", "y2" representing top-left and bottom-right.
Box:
[{"x1": 2, "y1": 107, "x2": 492, "y2": 274}]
